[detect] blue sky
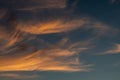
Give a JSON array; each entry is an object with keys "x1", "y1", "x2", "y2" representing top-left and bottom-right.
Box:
[{"x1": 0, "y1": 0, "x2": 120, "y2": 80}]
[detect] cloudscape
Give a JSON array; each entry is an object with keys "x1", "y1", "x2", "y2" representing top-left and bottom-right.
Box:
[{"x1": 0, "y1": 0, "x2": 120, "y2": 80}]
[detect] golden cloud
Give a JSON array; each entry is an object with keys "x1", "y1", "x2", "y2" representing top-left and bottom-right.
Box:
[
  {"x1": 0, "y1": 37, "x2": 90, "y2": 72},
  {"x1": 0, "y1": 4, "x2": 116, "y2": 72},
  {"x1": 0, "y1": 16, "x2": 115, "y2": 72},
  {"x1": 17, "y1": 18, "x2": 87, "y2": 34}
]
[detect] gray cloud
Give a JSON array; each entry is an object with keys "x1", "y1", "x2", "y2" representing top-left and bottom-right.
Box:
[
  {"x1": 102, "y1": 44, "x2": 120, "y2": 54},
  {"x1": 18, "y1": 0, "x2": 67, "y2": 10},
  {"x1": 0, "y1": 9, "x2": 7, "y2": 19},
  {"x1": 110, "y1": 0, "x2": 120, "y2": 4}
]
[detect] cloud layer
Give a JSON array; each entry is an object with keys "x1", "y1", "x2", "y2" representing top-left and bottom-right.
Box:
[
  {"x1": 0, "y1": 38, "x2": 90, "y2": 72},
  {"x1": 0, "y1": 0, "x2": 119, "y2": 73}
]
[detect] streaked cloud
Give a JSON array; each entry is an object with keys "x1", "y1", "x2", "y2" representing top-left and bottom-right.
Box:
[
  {"x1": 104, "y1": 44, "x2": 120, "y2": 54},
  {"x1": 0, "y1": 0, "x2": 76, "y2": 10},
  {"x1": 18, "y1": 17, "x2": 87, "y2": 34},
  {"x1": 18, "y1": 0, "x2": 67, "y2": 10},
  {"x1": 0, "y1": 11, "x2": 117, "y2": 72},
  {"x1": 0, "y1": 0, "x2": 119, "y2": 73},
  {"x1": 16, "y1": 14, "x2": 115, "y2": 36},
  {"x1": 0, "y1": 73, "x2": 39, "y2": 79},
  {"x1": 0, "y1": 37, "x2": 91, "y2": 72},
  {"x1": 0, "y1": 9, "x2": 6, "y2": 19}
]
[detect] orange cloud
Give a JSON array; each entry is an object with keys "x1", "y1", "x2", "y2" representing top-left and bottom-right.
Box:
[
  {"x1": 0, "y1": 17, "x2": 115, "y2": 72},
  {"x1": 0, "y1": 7, "x2": 115, "y2": 72},
  {"x1": 0, "y1": 28, "x2": 24, "y2": 51},
  {"x1": 0, "y1": 38, "x2": 90, "y2": 72},
  {"x1": 17, "y1": 17, "x2": 87, "y2": 34}
]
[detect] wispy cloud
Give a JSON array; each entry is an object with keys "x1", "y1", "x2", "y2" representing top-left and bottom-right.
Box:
[
  {"x1": 0, "y1": 38, "x2": 90, "y2": 72},
  {"x1": 113, "y1": 62, "x2": 120, "y2": 67},
  {"x1": 0, "y1": 73, "x2": 39, "y2": 79},
  {"x1": 17, "y1": 0, "x2": 67, "y2": 10},
  {"x1": 103, "y1": 44, "x2": 120, "y2": 54},
  {"x1": 110, "y1": 0, "x2": 120, "y2": 4},
  {"x1": 0, "y1": 9, "x2": 6, "y2": 19},
  {"x1": 17, "y1": 17, "x2": 87, "y2": 34},
  {"x1": 0, "y1": 0, "x2": 119, "y2": 73},
  {"x1": 0, "y1": 10, "x2": 117, "y2": 72}
]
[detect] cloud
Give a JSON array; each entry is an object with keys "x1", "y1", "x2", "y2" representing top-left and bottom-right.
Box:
[
  {"x1": 0, "y1": 11, "x2": 117, "y2": 72},
  {"x1": 17, "y1": 0, "x2": 67, "y2": 10},
  {"x1": 0, "y1": 9, "x2": 7, "y2": 19},
  {"x1": 17, "y1": 0, "x2": 78, "y2": 11},
  {"x1": 0, "y1": 38, "x2": 90, "y2": 72},
  {"x1": 0, "y1": 0, "x2": 119, "y2": 73},
  {"x1": 110, "y1": 0, "x2": 120, "y2": 4},
  {"x1": 0, "y1": 0, "x2": 76, "y2": 10},
  {"x1": 15, "y1": 13, "x2": 114, "y2": 36},
  {"x1": 17, "y1": 17, "x2": 87, "y2": 34},
  {"x1": 0, "y1": 27, "x2": 25, "y2": 51},
  {"x1": 103, "y1": 44, "x2": 120, "y2": 54},
  {"x1": 0, "y1": 73, "x2": 39, "y2": 79},
  {"x1": 113, "y1": 62, "x2": 120, "y2": 67}
]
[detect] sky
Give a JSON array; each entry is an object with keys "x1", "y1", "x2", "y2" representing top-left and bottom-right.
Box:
[{"x1": 0, "y1": 0, "x2": 120, "y2": 80}]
